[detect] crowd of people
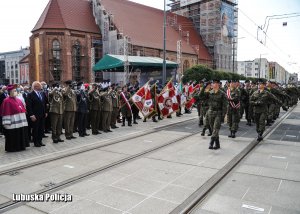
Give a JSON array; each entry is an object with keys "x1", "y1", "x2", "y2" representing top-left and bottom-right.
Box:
[{"x1": 0, "y1": 79, "x2": 299, "y2": 152}]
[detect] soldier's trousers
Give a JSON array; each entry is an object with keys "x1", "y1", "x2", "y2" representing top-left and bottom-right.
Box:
[
  {"x1": 254, "y1": 112, "x2": 266, "y2": 134},
  {"x1": 227, "y1": 108, "x2": 240, "y2": 131},
  {"x1": 102, "y1": 111, "x2": 112, "y2": 131},
  {"x1": 97, "y1": 110, "x2": 103, "y2": 130},
  {"x1": 111, "y1": 108, "x2": 119, "y2": 126},
  {"x1": 240, "y1": 104, "x2": 245, "y2": 119},
  {"x1": 64, "y1": 111, "x2": 75, "y2": 138},
  {"x1": 244, "y1": 104, "x2": 251, "y2": 122},
  {"x1": 90, "y1": 110, "x2": 99, "y2": 134},
  {"x1": 267, "y1": 104, "x2": 275, "y2": 121},
  {"x1": 207, "y1": 110, "x2": 222, "y2": 138},
  {"x1": 50, "y1": 113, "x2": 62, "y2": 140},
  {"x1": 203, "y1": 109, "x2": 209, "y2": 129}
]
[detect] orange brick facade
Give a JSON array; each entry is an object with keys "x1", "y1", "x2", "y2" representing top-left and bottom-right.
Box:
[{"x1": 29, "y1": 29, "x2": 102, "y2": 84}]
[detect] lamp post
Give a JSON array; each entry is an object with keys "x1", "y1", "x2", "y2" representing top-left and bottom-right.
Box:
[{"x1": 162, "y1": 0, "x2": 167, "y2": 84}]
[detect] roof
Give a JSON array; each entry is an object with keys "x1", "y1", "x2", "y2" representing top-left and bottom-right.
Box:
[
  {"x1": 32, "y1": 0, "x2": 100, "y2": 34},
  {"x1": 19, "y1": 54, "x2": 30, "y2": 64},
  {"x1": 100, "y1": 0, "x2": 211, "y2": 61},
  {"x1": 93, "y1": 54, "x2": 178, "y2": 71}
]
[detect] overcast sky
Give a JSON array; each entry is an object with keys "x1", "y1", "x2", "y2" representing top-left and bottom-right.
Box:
[{"x1": 0, "y1": 0, "x2": 299, "y2": 74}]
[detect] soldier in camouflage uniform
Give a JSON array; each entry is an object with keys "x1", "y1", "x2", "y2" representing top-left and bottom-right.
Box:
[
  {"x1": 49, "y1": 83, "x2": 64, "y2": 143},
  {"x1": 200, "y1": 79, "x2": 227, "y2": 150},
  {"x1": 250, "y1": 80, "x2": 281, "y2": 141},
  {"x1": 101, "y1": 87, "x2": 113, "y2": 132},
  {"x1": 226, "y1": 80, "x2": 241, "y2": 138},
  {"x1": 120, "y1": 86, "x2": 132, "y2": 127},
  {"x1": 110, "y1": 86, "x2": 120, "y2": 129},
  {"x1": 62, "y1": 80, "x2": 77, "y2": 140},
  {"x1": 195, "y1": 81, "x2": 212, "y2": 136},
  {"x1": 88, "y1": 83, "x2": 101, "y2": 135}
]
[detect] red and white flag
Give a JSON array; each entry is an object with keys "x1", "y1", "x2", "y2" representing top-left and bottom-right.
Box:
[
  {"x1": 131, "y1": 83, "x2": 155, "y2": 117},
  {"x1": 157, "y1": 82, "x2": 179, "y2": 117}
]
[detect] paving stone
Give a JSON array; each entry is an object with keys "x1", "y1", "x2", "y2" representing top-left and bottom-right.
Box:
[
  {"x1": 62, "y1": 180, "x2": 105, "y2": 197},
  {"x1": 86, "y1": 186, "x2": 146, "y2": 211},
  {"x1": 52, "y1": 198, "x2": 122, "y2": 214},
  {"x1": 4, "y1": 205, "x2": 45, "y2": 214},
  {"x1": 129, "y1": 197, "x2": 178, "y2": 214},
  {"x1": 153, "y1": 184, "x2": 194, "y2": 204},
  {"x1": 111, "y1": 174, "x2": 166, "y2": 195},
  {"x1": 89, "y1": 170, "x2": 128, "y2": 185}
]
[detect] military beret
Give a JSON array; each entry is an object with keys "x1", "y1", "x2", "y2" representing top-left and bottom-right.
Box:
[
  {"x1": 77, "y1": 81, "x2": 83, "y2": 87},
  {"x1": 245, "y1": 80, "x2": 250, "y2": 83},
  {"x1": 212, "y1": 79, "x2": 220, "y2": 83}
]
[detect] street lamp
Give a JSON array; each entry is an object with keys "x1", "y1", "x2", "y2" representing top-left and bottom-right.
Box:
[
  {"x1": 162, "y1": 0, "x2": 167, "y2": 84},
  {"x1": 259, "y1": 53, "x2": 268, "y2": 79}
]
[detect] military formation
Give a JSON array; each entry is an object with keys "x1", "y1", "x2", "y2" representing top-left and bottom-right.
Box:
[
  {"x1": 194, "y1": 79, "x2": 300, "y2": 149},
  {"x1": 0, "y1": 79, "x2": 299, "y2": 152}
]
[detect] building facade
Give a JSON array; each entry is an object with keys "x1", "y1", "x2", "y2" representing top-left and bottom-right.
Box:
[
  {"x1": 29, "y1": 0, "x2": 102, "y2": 84},
  {"x1": 169, "y1": 0, "x2": 238, "y2": 72},
  {"x1": 91, "y1": 0, "x2": 212, "y2": 84},
  {"x1": 0, "y1": 48, "x2": 30, "y2": 84},
  {"x1": 19, "y1": 54, "x2": 30, "y2": 84},
  {"x1": 237, "y1": 59, "x2": 291, "y2": 84}
]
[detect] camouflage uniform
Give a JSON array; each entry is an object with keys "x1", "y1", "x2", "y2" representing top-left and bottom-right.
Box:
[
  {"x1": 226, "y1": 87, "x2": 241, "y2": 138},
  {"x1": 250, "y1": 87, "x2": 280, "y2": 141},
  {"x1": 200, "y1": 85, "x2": 227, "y2": 149}
]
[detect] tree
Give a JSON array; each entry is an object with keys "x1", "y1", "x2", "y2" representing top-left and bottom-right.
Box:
[{"x1": 182, "y1": 65, "x2": 213, "y2": 84}]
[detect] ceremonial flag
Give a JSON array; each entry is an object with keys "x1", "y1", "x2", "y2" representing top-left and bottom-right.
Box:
[
  {"x1": 131, "y1": 82, "x2": 155, "y2": 118},
  {"x1": 120, "y1": 92, "x2": 132, "y2": 112},
  {"x1": 157, "y1": 80, "x2": 179, "y2": 117}
]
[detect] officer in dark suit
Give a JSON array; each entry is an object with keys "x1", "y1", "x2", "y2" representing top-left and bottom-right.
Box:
[{"x1": 26, "y1": 81, "x2": 47, "y2": 147}]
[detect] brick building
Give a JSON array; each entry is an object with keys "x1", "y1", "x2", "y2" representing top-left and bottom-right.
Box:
[{"x1": 29, "y1": 0, "x2": 102, "y2": 84}]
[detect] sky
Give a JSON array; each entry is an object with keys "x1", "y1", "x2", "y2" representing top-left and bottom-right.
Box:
[{"x1": 0, "y1": 0, "x2": 299, "y2": 74}]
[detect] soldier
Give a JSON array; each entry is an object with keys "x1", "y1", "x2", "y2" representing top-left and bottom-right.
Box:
[
  {"x1": 76, "y1": 82, "x2": 89, "y2": 137},
  {"x1": 200, "y1": 79, "x2": 227, "y2": 149},
  {"x1": 243, "y1": 80, "x2": 252, "y2": 125},
  {"x1": 49, "y1": 83, "x2": 64, "y2": 143},
  {"x1": 226, "y1": 80, "x2": 241, "y2": 138},
  {"x1": 110, "y1": 85, "x2": 120, "y2": 129},
  {"x1": 101, "y1": 86, "x2": 113, "y2": 132},
  {"x1": 250, "y1": 79, "x2": 281, "y2": 141},
  {"x1": 62, "y1": 80, "x2": 77, "y2": 140},
  {"x1": 119, "y1": 85, "x2": 132, "y2": 126},
  {"x1": 88, "y1": 83, "x2": 101, "y2": 135},
  {"x1": 195, "y1": 81, "x2": 212, "y2": 136}
]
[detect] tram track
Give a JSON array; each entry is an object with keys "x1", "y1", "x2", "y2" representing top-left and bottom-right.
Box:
[
  {"x1": 0, "y1": 118, "x2": 200, "y2": 213},
  {"x1": 170, "y1": 105, "x2": 296, "y2": 214},
  {"x1": 0, "y1": 106, "x2": 295, "y2": 213}
]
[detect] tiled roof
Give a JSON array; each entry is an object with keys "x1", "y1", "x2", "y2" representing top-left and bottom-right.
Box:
[
  {"x1": 101, "y1": 0, "x2": 211, "y2": 61},
  {"x1": 32, "y1": 0, "x2": 100, "y2": 34}
]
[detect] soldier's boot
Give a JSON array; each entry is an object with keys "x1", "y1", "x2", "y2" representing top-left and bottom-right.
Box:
[
  {"x1": 133, "y1": 117, "x2": 138, "y2": 124},
  {"x1": 152, "y1": 118, "x2": 158, "y2": 122},
  {"x1": 209, "y1": 137, "x2": 215, "y2": 150},
  {"x1": 207, "y1": 128, "x2": 212, "y2": 136},
  {"x1": 213, "y1": 137, "x2": 220, "y2": 150},
  {"x1": 201, "y1": 128, "x2": 206, "y2": 136},
  {"x1": 228, "y1": 131, "x2": 233, "y2": 138},
  {"x1": 232, "y1": 131, "x2": 236, "y2": 138},
  {"x1": 266, "y1": 119, "x2": 272, "y2": 126},
  {"x1": 143, "y1": 118, "x2": 146, "y2": 122},
  {"x1": 128, "y1": 117, "x2": 132, "y2": 127},
  {"x1": 122, "y1": 117, "x2": 125, "y2": 127},
  {"x1": 257, "y1": 132, "x2": 263, "y2": 142},
  {"x1": 199, "y1": 119, "x2": 203, "y2": 126}
]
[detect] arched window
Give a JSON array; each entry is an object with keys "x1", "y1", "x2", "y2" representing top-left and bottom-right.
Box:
[
  {"x1": 183, "y1": 60, "x2": 190, "y2": 73},
  {"x1": 72, "y1": 41, "x2": 81, "y2": 81},
  {"x1": 51, "y1": 40, "x2": 62, "y2": 81}
]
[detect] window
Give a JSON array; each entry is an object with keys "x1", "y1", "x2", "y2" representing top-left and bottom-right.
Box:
[
  {"x1": 255, "y1": 62, "x2": 258, "y2": 65},
  {"x1": 51, "y1": 39, "x2": 62, "y2": 81},
  {"x1": 255, "y1": 68, "x2": 258, "y2": 71},
  {"x1": 183, "y1": 60, "x2": 190, "y2": 73},
  {"x1": 72, "y1": 41, "x2": 81, "y2": 81}
]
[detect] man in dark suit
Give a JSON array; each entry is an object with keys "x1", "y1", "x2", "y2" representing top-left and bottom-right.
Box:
[{"x1": 26, "y1": 81, "x2": 47, "y2": 147}]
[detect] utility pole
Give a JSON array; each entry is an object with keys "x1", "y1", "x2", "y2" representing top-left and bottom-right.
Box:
[{"x1": 162, "y1": 0, "x2": 167, "y2": 84}]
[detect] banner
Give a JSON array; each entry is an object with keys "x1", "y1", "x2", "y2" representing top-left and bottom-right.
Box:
[
  {"x1": 131, "y1": 83, "x2": 155, "y2": 118},
  {"x1": 157, "y1": 81, "x2": 179, "y2": 117}
]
